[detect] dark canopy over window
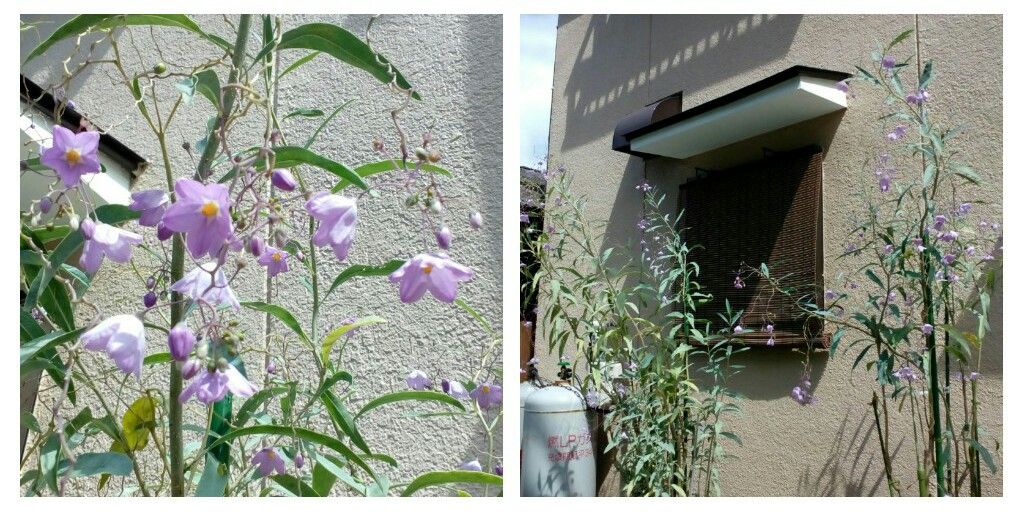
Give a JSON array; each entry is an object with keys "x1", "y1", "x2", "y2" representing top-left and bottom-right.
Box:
[{"x1": 679, "y1": 146, "x2": 824, "y2": 346}]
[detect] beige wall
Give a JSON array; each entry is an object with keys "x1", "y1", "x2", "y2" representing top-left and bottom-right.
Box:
[
  {"x1": 21, "y1": 14, "x2": 502, "y2": 495},
  {"x1": 540, "y1": 14, "x2": 1002, "y2": 496}
]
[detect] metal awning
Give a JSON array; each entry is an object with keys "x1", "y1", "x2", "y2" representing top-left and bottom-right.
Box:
[{"x1": 612, "y1": 66, "x2": 851, "y2": 160}]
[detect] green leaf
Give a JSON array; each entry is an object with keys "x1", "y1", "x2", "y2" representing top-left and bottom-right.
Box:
[
  {"x1": 312, "y1": 460, "x2": 337, "y2": 496},
  {"x1": 455, "y1": 298, "x2": 493, "y2": 335},
  {"x1": 919, "y1": 59, "x2": 934, "y2": 89},
  {"x1": 324, "y1": 260, "x2": 404, "y2": 300},
  {"x1": 205, "y1": 424, "x2": 382, "y2": 488},
  {"x1": 40, "y1": 434, "x2": 61, "y2": 494},
  {"x1": 195, "y1": 454, "x2": 228, "y2": 497},
  {"x1": 321, "y1": 316, "x2": 386, "y2": 365},
  {"x1": 121, "y1": 396, "x2": 156, "y2": 451},
  {"x1": 263, "y1": 146, "x2": 367, "y2": 191},
  {"x1": 939, "y1": 324, "x2": 975, "y2": 363},
  {"x1": 280, "y1": 51, "x2": 320, "y2": 78},
  {"x1": 271, "y1": 474, "x2": 321, "y2": 496},
  {"x1": 24, "y1": 14, "x2": 228, "y2": 63},
  {"x1": 968, "y1": 439, "x2": 998, "y2": 474},
  {"x1": 356, "y1": 391, "x2": 465, "y2": 419},
  {"x1": 241, "y1": 301, "x2": 312, "y2": 347},
  {"x1": 62, "y1": 452, "x2": 132, "y2": 478},
  {"x1": 887, "y1": 29, "x2": 914, "y2": 50},
  {"x1": 864, "y1": 269, "x2": 885, "y2": 290},
  {"x1": 952, "y1": 164, "x2": 981, "y2": 185},
  {"x1": 143, "y1": 352, "x2": 172, "y2": 366},
  {"x1": 304, "y1": 99, "x2": 358, "y2": 149},
  {"x1": 283, "y1": 108, "x2": 324, "y2": 119},
  {"x1": 321, "y1": 390, "x2": 371, "y2": 454},
  {"x1": 273, "y1": 23, "x2": 420, "y2": 100},
  {"x1": 20, "y1": 328, "x2": 84, "y2": 365},
  {"x1": 193, "y1": 69, "x2": 222, "y2": 108},
  {"x1": 829, "y1": 328, "x2": 845, "y2": 356},
  {"x1": 400, "y1": 470, "x2": 503, "y2": 496},
  {"x1": 234, "y1": 386, "x2": 290, "y2": 428},
  {"x1": 332, "y1": 160, "x2": 451, "y2": 192}
]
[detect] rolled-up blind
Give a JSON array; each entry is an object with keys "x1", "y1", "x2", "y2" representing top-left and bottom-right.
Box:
[{"x1": 679, "y1": 146, "x2": 823, "y2": 346}]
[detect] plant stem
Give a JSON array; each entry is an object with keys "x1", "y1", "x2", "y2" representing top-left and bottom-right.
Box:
[{"x1": 871, "y1": 392, "x2": 899, "y2": 496}]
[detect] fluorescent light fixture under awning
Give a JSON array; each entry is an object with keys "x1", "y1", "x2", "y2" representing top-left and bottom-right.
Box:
[{"x1": 613, "y1": 66, "x2": 851, "y2": 160}]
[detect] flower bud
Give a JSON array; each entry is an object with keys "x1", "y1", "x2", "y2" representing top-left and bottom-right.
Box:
[
  {"x1": 435, "y1": 226, "x2": 452, "y2": 250},
  {"x1": 216, "y1": 357, "x2": 229, "y2": 372},
  {"x1": 270, "y1": 129, "x2": 283, "y2": 145},
  {"x1": 145, "y1": 276, "x2": 156, "y2": 290},
  {"x1": 39, "y1": 197, "x2": 53, "y2": 214},
  {"x1": 153, "y1": 62, "x2": 167, "y2": 74},
  {"x1": 372, "y1": 137, "x2": 385, "y2": 153},
  {"x1": 273, "y1": 228, "x2": 288, "y2": 247},
  {"x1": 427, "y1": 150, "x2": 442, "y2": 163},
  {"x1": 68, "y1": 214, "x2": 80, "y2": 231},
  {"x1": 196, "y1": 341, "x2": 209, "y2": 360},
  {"x1": 143, "y1": 291, "x2": 158, "y2": 308},
  {"x1": 294, "y1": 452, "x2": 304, "y2": 469},
  {"x1": 181, "y1": 358, "x2": 202, "y2": 380},
  {"x1": 168, "y1": 323, "x2": 197, "y2": 362},
  {"x1": 404, "y1": 194, "x2": 419, "y2": 208},
  {"x1": 430, "y1": 198, "x2": 444, "y2": 214},
  {"x1": 266, "y1": 359, "x2": 277, "y2": 375},
  {"x1": 235, "y1": 256, "x2": 248, "y2": 269},
  {"x1": 80, "y1": 218, "x2": 96, "y2": 240},
  {"x1": 271, "y1": 168, "x2": 297, "y2": 192},
  {"x1": 247, "y1": 236, "x2": 266, "y2": 257},
  {"x1": 469, "y1": 211, "x2": 483, "y2": 229},
  {"x1": 414, "y1": 146, "x2": 429, "y2": 161},
  {"x1": 157, "y1": 222, "x2": 173, "y2": 241}
]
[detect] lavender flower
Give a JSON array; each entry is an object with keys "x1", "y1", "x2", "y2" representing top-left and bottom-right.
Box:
[
  {"x1": 79, "y1": 314, "x2": 146, "y2": 379},
  {"x1": 469, "y1": 211, "x2": 483, "y2": 229},
  {"x1": 293, "y1": 452, "x2": 304, "y2": 470},
  {"x1": 406, "y1": 369, "x2": 432, "y2": 390},
  {"x1": 585, "y1": 389, "x2": 600, "y2": 409},
  {"x1": 470, "y1": 382, "x2": 502, "y2": 410},
  {"x1": 520, "y1": 212, "x2": 529, "y2": 223},
  {"x1": 388, "y1": 253, "x2": 474, "y2": 303},
  {"x1": 181, "y1": 358, "x2": 202, "y2": 380},
  {"x1": 835, "y1": 80, "x2": 850, "y2": 94},
  {"x1": 252, "y1": 448, "x2": 286, "y2": 477},
  {"x1": 160, "y1": 179, "x2": 234, "y2": 259},
  {"x1": 247, "y1": 235, "x2": 266, "y2": 257},
  {"x1": 435, "y1": 226, "x2": 452, "y2": 250},
  {"x1": 825, "y1": 289, "x2": 836, "y2": 301},
  {"x1": 942, "y1": 253, "x2": 956, "y2": 265},
  {"x1": 79, "y1": 222, "x2": 143, "y2": 274},
  {"x1": 270, "y1": 168, "x2": 297, "y2": 192},
  {"x1": 733, "y1": 276, "x2": 745, "y2": 289},
  {"x1": 934, "y1": 214, "x2": 948, "y2": 230},
  {"x1": 906, "y1": 89, "x2": 930, "y2": 105},
  {"x1": 886, "y1": 124, "x2": 907, "y2": 141},
  {"x1": 881, "y1": 55, "x2": 896, "y2": 71},
  {"x1": 494, "y1": 465, "x2": 503, "y2": 476},
  {"x1": 459, "y1": 459, "x2": 482, "y2": 472},
  {"x1": 790, "y1": 377, "x2": 816, "y2": 406},
  {"x1": 179, "y1": 362, "x2": 256, "y2": 404},
  {"x1": 893, "y1": 365, "x2": 919, "y2": 382},
  {"x1": 38, "y1": 196, "x2": 53, "y2": 214},
  {"x1": 170, "y1": 263, "x2": 241, "y2": 310},
  {"x1": 167, "y1": 323, "x2": 196, "y2": 362},
  {"x1": 733, "y1": 324, "x2": 743, "y2": 334},
  {"x1": 257, "y1": 246, "x2": 290, "y2": 277},
  {"x1": 128, "y1": 189, "x2": 170, "y2": 227},
  {"x1": 40, "y1": 125, "x2": 100, "y2": 187},
  {"x1": 441, "y1": 378, "x2": 470, "y2": 399},
  {"x1": 306, "y1": 192, "x2": 358, "y2": 261}
]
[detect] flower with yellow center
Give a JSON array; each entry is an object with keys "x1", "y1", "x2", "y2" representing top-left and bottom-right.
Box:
[
  {"x1": 422, "y1": 264, "x2": 433, "y2": 274},
  {"x1": 271, "y1": 252, "x2": 282, "y2": 262},
  {"x1": 64, "y1": 148, "x2": 82, "y2": 166},
  {"x1": 200, "y1": 200, "x2": 219, "y2": 218}
]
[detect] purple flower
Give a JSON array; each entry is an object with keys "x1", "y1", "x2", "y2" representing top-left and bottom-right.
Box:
[
  {"x1": 181, "y1": 358, "x2": 202, "y2": 379},
  {"x1": 157, "y1": 222, "x2": 173, "y2": 241},
  {"x1": 469, "y1": 211, "x2": 483, "y2": 229},
  {"x1": 835, "y1": 80, "x2": 850, "y2": 94},
  {"x1": 270, "y1": 168, "x2": 297, "y2": 191},
  {"x1": 881, "y1": 55, "x2": 896, "y2": 71},
  {"x1": 766, "y1": 337, "x2": 775, "y2": 347},
  {"x1": 80, "y1": 222, "x2": 143, "y2": 274},
  {"x1": 441, "y1": 378, "x2": 470, "y2": 399},
  {"x1": 883, "y1": 243, "x2": 895, "y2": 254},
  {"x1": 765, "y1": 323, "x2": 774, "y2": 333},
  {"x1": 306, "y1": 192, "x2": 358, "y2": 261},
  {"x1": 825, "y1": 289, "x2": 836, "y2": 301},
  {"x1": 40, "y1": 125, "x2": 100, "y2": 187},
  {"x1": 635, "y1": 180, "x2": 652, "y2": 192},
  {"x1": 885, "y1": 124, "x2": 908, "y2": 141},
  {"x1": 942, "y1": 253, "x2": 956, "y2": 265},
  {"x1": 252, "y1": 448, "x2": 287, "y2": 477},
  {"x1": 266, "y1": 359, "x2": 277, "y2": 375},
  {"x1": 39, "y1": 197, "x2": 53, "y2": 214},
  {"x1": 494, "y1": 465, "x2": 503, "y2": 476},
  {"x1": 939, "y1": 230, "x2": 959, "y2": 243},
  {"x1": 893, "y1": 365, "x2": 918, "y2": 382},
  {"x1": 294, "y1": 452, "x2": 304, "y2": 469},
  {"x1": 170, "y1": 263, "x2": 240, "y2": 310},
  {"x1": 388, "y1": 253, "x2": 474, "y2": 303},
  {"x1": 520, "y1": 212, "x2": 529, "y2": 223},
  {"x1": 435, "y1": 226, "x2": 452, "y2": 250},
  {"x1": 912, "y1": 237, "x2": 926, "y2": 252},
  {"x1": 179, "y1": 362, "x2": 256, "y2": 404},
  {"x1": 406, "y1": 369, "x2": 432, "y2": 390},
  {"x1": 257, "y1": 246, "x2": 290, "y2": 277},
  {"x1": 878, "y1": 173, "x2": 891, "y2": 192},
  {"x1": 906, "y1": 89, "x2": 930, "y2": 105},
  {"x1": 459, "y1": 459, "x2": 482, "y2": 472},
  {"x1": 887, "y1": 291, "x2": 898, "y2": 303},
  {"x1": 79, "y1": 315, "x2": 146, "y2": 380},
  {"x1": 143, "y1": 291, "x2": 157, "y2": 308},
  {"x1": 168, "y1": 323, "x2": 196, "y2": 362},
  {"x1": 160, "y1": 179, "x2": 234, "y2": 259},
  {"x1": 733, "y1": 325, "x2": 743, "y2": 334},
  {"x1": 934, "y1": 214, "x2": 948, "y2": 230},
  {"x1": 790, "y1": 378, "x2": 816, "y2": 406},
  {"x1": 247, "y1": 236, "x2": 266, "y2": 257},
  {"x1": 585, "y1": 389, "x2": 600, "y2": 409},
  {"x1": 470, "y1": 382, "x2": 502, "y2": 410},
  {"x1": 733, "y1": 276, "x2": 745, "y2": 289},
  {"x1": 129, "y1": 190, "x2": 170, "y2": 227}
]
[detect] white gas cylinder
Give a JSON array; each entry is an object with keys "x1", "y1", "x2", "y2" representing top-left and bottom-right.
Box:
[{"x1": 521, "y1": 383, "x2": 596, "y2": 497}]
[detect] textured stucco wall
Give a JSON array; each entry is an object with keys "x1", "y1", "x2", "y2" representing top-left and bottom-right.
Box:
[
  {"x1": 21, "y1": 14, "x2": 502, "y2": 495},
  {"x1": 539, "y1": 14, "x2": 1002, "y2": 496}
]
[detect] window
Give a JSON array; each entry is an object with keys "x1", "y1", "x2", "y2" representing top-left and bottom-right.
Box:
[{"x1": 678, "y1": 145, "x2": 824, "y2": 346}]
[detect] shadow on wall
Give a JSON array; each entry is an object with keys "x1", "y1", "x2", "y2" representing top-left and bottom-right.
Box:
[
  {"x1": 796, "y1": 406, "x2": 901, "y2": 496},
  {"x1": 560, "y1": 14, "x2": 803, "y2": 153},
  {"x1": 21, "y1": 15, "x2": 115, "y2": 104}
]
